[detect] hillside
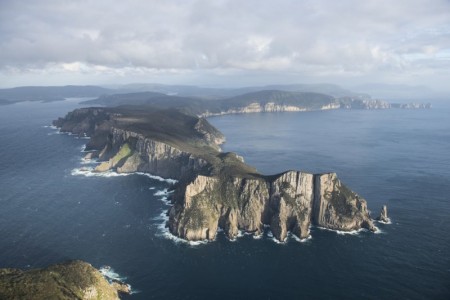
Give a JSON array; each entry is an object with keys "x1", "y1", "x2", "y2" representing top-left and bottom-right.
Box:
[{"x1": 0, "y1": 85, "x2": 111, "y2": 103}]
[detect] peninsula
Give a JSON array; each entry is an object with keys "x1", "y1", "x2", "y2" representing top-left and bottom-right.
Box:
[{"x1": 54, "y1": 104, "x2": 378, "y2": 242}]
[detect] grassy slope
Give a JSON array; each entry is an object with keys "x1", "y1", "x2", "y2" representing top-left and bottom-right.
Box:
[
  {"x1": 94, "y1": 106, "x2": 259, "y2": 179},
  {"x1": 0, "y1": 261, "x2": 119, "y2": 300}
]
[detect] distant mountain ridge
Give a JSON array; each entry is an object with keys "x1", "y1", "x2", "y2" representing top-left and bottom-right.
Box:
[
  {"x1": 83, "y1": 89, "x2": 431, "y2": 116},
  {"x1": 0, "y1": 83, "x2": 431, "y2": 111},
  {"x1": 0, "y1": 83, "x2": 365, "y2": 104},
  {"x1": 0, "y1": 85, "x2": 111, "y2": 103}
]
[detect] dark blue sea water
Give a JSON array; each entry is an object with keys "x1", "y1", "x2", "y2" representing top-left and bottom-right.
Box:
[{"x1": 1, "y1": 99, "x2": 449, "y2": 299}]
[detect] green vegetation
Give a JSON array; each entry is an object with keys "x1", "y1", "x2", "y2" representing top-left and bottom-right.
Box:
[
  {"x1": 183, "y1": 189, "x2": 220, "y2": 230},
  {"x1": 111, "y1": 143, "x2": 132, "y2": 166},
  {"x1": 328, "y1": 180, "x2": 358, "y2": 216},
  {"x1": 82, "y1": 90, "x2": 337, "y2": 116},
  {"x1": 0, "y1": 261, "x2": 120, "y2": 300}
]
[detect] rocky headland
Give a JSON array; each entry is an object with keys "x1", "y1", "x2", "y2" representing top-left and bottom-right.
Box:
[
  {"x1": 54, "y1": 105, "x2": 378, "y2": 242},
  {"x1": 0, "y1": 260, "x2": 130, "y2": 300},
  {"x1": 82, "y1": 89, "x2": 431, "y2": 116}
]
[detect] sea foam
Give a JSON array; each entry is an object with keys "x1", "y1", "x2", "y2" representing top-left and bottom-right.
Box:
[
  {"x1": 316, "y1": 226, "x2": 366, "y2": 235},
  {"x1": 377, "y1": 219, "x2": 392, "y2": 225},
  {"x1": 71, "y1": 167, "x2": 178, "y2": 185},
  {"x1": 99, "y1": 266, "x2": 137, "y2": 294},
  {"x1": 154, "y1": 210, "x2": 209, "y2": 246},
  {"x1": 135, "y1": 172, "x2": 177, "y2": 184}
]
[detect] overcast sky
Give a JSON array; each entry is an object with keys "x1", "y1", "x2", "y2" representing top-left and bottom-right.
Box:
[{"x1": 1, "y1": 0, "x2": 450, "y2": 91}]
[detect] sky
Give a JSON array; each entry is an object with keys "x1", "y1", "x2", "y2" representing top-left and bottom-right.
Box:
[{"x1": 1, "y1": 0, "x2": 450, "y2": 92}]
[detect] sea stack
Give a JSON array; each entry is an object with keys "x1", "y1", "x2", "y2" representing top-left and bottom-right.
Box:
[{"x1": 377, "y1": 205, "x2": 390, "y2": 223}]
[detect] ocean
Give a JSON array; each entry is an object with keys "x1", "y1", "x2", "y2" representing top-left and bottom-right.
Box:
[{"x1": 0, "y1": 99, "x2": 449, "y2": 299}]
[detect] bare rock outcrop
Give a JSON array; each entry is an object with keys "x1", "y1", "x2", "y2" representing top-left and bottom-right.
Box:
[
  {"x1": 377, "y1": 205, "x2": 390, "y2": 223},
  {"x1": 168, "y1": 171, "x2": 375, "y2": 242},
  {"x1": 95, "y1": 128, "x2": 210, "y2": 180},
  {"x1": 313, "y1": 173, "x2": 375, "y2": 232}
]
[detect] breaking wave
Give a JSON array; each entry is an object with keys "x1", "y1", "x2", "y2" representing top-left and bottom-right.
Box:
[
  {"x1": 291, "y1": 233, "x2": 312, "y2": 243},
  {"x1": 71, "y1": 167, "x2": 130, "y2": 177},
  {"x1": 377, "y1": 218, "x2": 392, "y2": 225},
  {"x1": 316, "y1": 226, "x2": 366, "y2": 235},
  {"x1": 153, "y1": 210, "x2": 209, "y2": 246},
  {"x1": 99, "y1": 266, "x2": 137, "y2": 294},
  {"x1": 70, "y1": 167, "x2": 178, "y2": 185},
  {"x1": 135, "y1": 172, "x2": 177, "y2": 184}
]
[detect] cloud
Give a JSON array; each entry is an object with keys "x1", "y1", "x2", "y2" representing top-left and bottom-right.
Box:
[{"x1": 1, "y1": 0, "x2": 450, "y2": 90}]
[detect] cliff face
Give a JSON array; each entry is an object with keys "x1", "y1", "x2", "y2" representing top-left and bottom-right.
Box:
[
  {"x1": 313, "y1": 173, "x2": 374, "y2": 231},
  {"x1": 54, "y1": 106, "x2": 225, "y2": 180},
  {"x1": 200, "y1": 101, "x2": 342, "y2": 117},
  {"x1": 55, "y1": 106, "x2": 377, "y2": 243},
  {"x1": 168, "y1": 175, "x2": 271, "y2": 241},
  {"x1": 95, "y1": 128, "x2": 210, "y2": 180},
  {"x1": 168, "y1": 171, "x2": 375, "y2": 242},
  {"x1": 0, "y1": 260, "x2": 129, "y2": 300}
]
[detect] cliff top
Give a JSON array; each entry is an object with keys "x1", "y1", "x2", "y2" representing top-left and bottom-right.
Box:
[{"x1": 54, "y1": 106, "x2": 260, "y2": 179}]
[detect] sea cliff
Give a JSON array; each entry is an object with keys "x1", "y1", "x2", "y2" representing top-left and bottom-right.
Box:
[
  {"x1": 168, "y1": 171, "x2": 375, "y2": 242},
  {"x1": 54, "y1": 106, "x2": 377, "y2": 242}
]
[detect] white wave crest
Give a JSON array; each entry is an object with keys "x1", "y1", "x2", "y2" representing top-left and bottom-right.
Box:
[
  {"x1": 80, "y1": 156, "x2": 100, "y2": 165},
  {"x1": 374, "y1": 226, "x2": 384, "y2": 234},
  {"x1": 252, "y1": 233, "x2": 263, "y2": 239},
  {"x1": 154, "y1": 209, "x2": 209, "y2": 246},
  {"x1": 99, "y1": 266, "x2": 127, "y2": 282},
  {"x1": 99, "y1": 266, "x2": 136, "y2": 294},
  {"x1": 317, "y1": 226, "x2": 366, "y2": 235},
  {"x1": 135, "y1": 172, "x2": 177, "y2": 184},
  {"x1": 377, "y1": 218, "x2": 392, "y2": 225},
  {"x1": 291, "y1": 233, "x2": 312, "y2": 243},
  {"x1": 228, "y1": 230, "x2": 245, "y2": 242},
  {"x1": 71, "y1": 167, "x2": 178, "y2": 185},
  {"x1": 71, "y1": 167, "x2": 130, "y2": 177},
  {"x1": 153, "y1": 189, "x2": 171, "y2": 196},
  {"x1": 265, "y1": 230, "x2": 286, "y2": 244}
]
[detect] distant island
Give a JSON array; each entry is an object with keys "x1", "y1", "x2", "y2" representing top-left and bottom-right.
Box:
[
  {"x1": 82, "y1": 89, "x2": 431, "y2": 116},
  {"x1": 54, "y1": 102, "x2": 381, "y2": 242},
  {"x1": 0, "y1": 83, "x2": 431, "y2": 110}
]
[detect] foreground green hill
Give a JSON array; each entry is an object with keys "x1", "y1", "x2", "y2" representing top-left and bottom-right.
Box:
[{"x1": 0, "y1": 260, "x2": 129, "y2": 300}]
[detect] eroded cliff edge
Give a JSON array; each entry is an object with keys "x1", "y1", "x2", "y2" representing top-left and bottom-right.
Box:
[{"x1": 54, "y1": 106, "x2": 376, "y2": 242}]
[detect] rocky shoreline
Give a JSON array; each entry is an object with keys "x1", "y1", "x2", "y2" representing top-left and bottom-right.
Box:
[{"x1": 53, "y1": 106, "x2": 382, "y2": 243}]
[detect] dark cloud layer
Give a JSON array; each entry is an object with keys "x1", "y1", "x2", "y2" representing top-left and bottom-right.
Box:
[{"x1": 1, "y1": 0, "x2": 450, "y2": 90}]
